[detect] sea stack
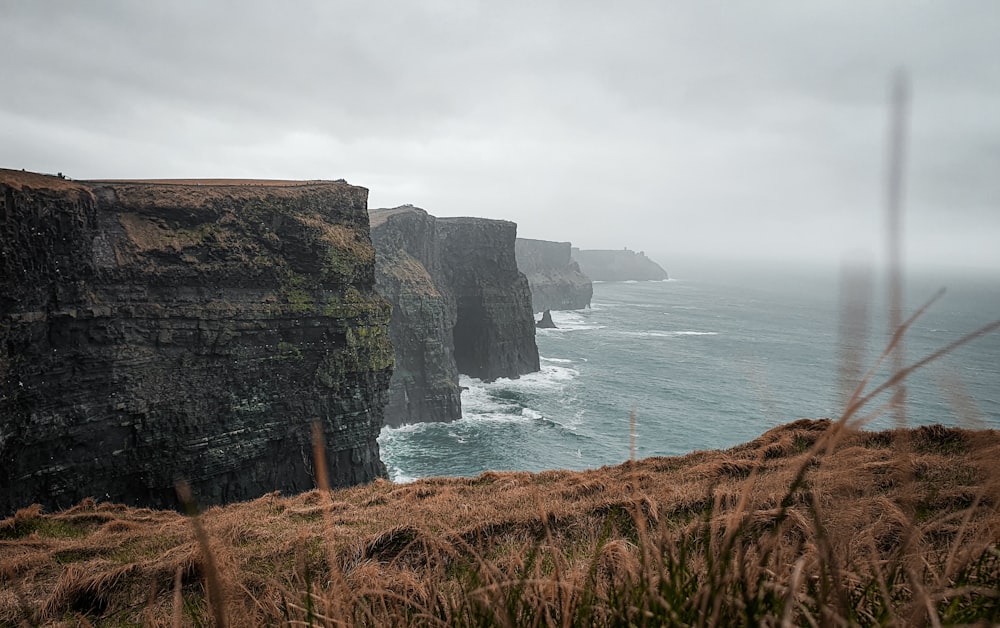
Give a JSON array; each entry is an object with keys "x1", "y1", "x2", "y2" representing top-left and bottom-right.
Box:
[
  {"x1": 0, "y1": 170, "x2": 394, "y2": 515},
  {"x1": 536, "y1": 310, "x2": 557, "y2": 329}
]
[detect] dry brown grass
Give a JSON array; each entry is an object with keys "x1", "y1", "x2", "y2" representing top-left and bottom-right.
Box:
[
  {"x1": 0, "y1": 168, "x2": 92, "y2": 192},
  {"x1": 116, "y1": 212, "x2": 209, "y2": 253},
  {"x1": 2, "y1": 419, "x2": 998, "y2": 625},
  {"x1": 297, "y1": 212, "x2": 375, "y2": 264},
  {"x1": 380, "y1": 249, "x2": 441, "y2": 297},
  {"x1": 87, "y1": 179, "x2": 334, "y2": 186},
  {"x1": 92, "y1": 179, "x2": 360, "y2": 211}
]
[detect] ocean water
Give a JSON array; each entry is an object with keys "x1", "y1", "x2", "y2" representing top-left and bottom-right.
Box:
[{"x1": 378, "y1": 268, "x2": 1000, "y2": 483}]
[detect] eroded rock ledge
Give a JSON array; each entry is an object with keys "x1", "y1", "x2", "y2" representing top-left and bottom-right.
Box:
[
  {"x1": 371, "y1": 206, "x2": 539, "y2": 428},
  {"x1": 0, "y1": 169, "x2": 393, "y2": 515},
  {"x1": 515, "y1": 237, "x2": 592, "y2": 311}
]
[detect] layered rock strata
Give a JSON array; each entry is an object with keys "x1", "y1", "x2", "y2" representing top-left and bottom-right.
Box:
[
  {"x1": 0, "y1": 170, "x2": 393, "y2": 515},
  {"x1": 515, "y1": 237, "x2": 592, "y2": 311},
  {"x1": 369, "y1": 207, "x2": 461, "y2": 428},
  {"x1": 370, "y1": 207, "x2": 539, "y2": 427},
  {"x1": 571, "y1": 247, "x2": 669, "y2": 281}
]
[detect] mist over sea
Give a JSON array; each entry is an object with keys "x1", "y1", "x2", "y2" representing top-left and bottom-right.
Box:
[{"x1": 379, "y1": 266, "x2": 1000, "y2": 483}]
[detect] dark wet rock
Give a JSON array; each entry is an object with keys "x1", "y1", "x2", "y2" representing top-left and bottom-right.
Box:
[
  {"x1": 0, "y1": 169, "x2": 393, "y2": 515},
  {"x1": 515, "y1": 238, "x2": 592, "y2": 311},
  {"x1": 438, "y1": 217, "x2": 540, "y2": 382},
  {"x1": 536, "y1": 310, "x2": 557, "y2": 329}
]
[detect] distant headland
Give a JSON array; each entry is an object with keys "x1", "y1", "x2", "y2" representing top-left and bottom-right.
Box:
[{"x1": 571, "y1": 247, "x2": 669, "y2": 282}]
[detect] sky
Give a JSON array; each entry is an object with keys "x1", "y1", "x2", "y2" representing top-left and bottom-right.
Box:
[{"x1": 2, "y1": 1, "x2": 999, "y2": 274}]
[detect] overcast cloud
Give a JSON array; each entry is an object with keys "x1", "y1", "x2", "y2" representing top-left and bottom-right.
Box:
[{"x1": 2, "y1": 1, "x2": 998, "y2": 273}]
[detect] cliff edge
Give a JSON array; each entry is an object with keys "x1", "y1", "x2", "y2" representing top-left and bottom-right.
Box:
[
  {"x1": 515, "y1": 237, "x2": 592, "y2": 311},
  {"x1": 0, "y1": 169, "x2": 394, "y2": 515}
]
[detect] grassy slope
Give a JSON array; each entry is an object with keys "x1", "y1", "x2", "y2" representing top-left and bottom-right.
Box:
[{"x1": 2, "y1": 419, "x2": 999, "y2": 626}]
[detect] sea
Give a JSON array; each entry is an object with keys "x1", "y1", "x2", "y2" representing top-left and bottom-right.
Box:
[{"x1": 378, "y1": 264, "x2": 1000, "y2": 483}]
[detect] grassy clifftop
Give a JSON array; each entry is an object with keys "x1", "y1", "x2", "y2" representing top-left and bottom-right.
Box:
[{"x1": 2, "y1": 419, "x2": 998, "y2": 625}]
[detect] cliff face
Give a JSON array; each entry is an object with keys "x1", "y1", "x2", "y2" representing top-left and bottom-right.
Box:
[
  {"x1": 370, "y1": 207, "x2": 461, "y2": 428},
  {"x1": 438, "y1": 218, "x2": 540, "y2": 382},
  {"x1": 571, "y1": 248, "x2": 669, "y2": 281},
  {"x1": 370, "y1": 207, "x2": 539, "y2": 427},
  {"x1": 0, "y1": 169, "x2": 393, "y2": 515},
  {"x1": 515, "y1": 238, "x2": 592, "y2": 311}
]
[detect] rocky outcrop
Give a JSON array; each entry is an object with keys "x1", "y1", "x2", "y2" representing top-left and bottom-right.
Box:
[
  {"x1": 536, "y1": 310, "x2": 557, "y2": 329},
  {"x1": 514, "y1": 238, "x2": 592, "y2": 311},
  {"x1": 0, "y1": 169, "x2": 394, "y2": 515},
  {"x1": 571, "y1": 247, "x2": 669, "y2": 281},
  {"x1": 370, "y1": 207, "x2": 540, "y2": 427}
]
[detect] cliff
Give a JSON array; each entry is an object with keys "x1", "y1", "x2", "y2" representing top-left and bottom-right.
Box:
[
  {"x1": 369, "y1": 207, "x2": 461, "y2": 428},
  {"x1": 0, "y1": 169, "x2": 394, "y2": 515},
  {"x1": 515, "y1": 238, "x2": 592, "y2": 311},
  {"x1": 438, "y1": 218, "x2": 540, "y2": 381},
  {"x1": 370, "y1": 207, "x2": 539, "y2": 427},
  {"x1": 571, "y1": 247, "x2": 669, "y2": 281}
]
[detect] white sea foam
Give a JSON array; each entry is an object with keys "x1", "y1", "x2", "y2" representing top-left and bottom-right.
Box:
[
  {"x1": 591, "y1": 301, "x2": 649, "y2": 309},
  {"x1": 389, "y1": 470, "x2": 417, "y2": 484},
  {"x1": 541, "y1": 356, "x2": 573, "y2": 364},
  {"x1": 541, "y1": 310, "x2": 605, "y2": 332},
  {"x1": 452, "y1": 362, "x2": 580, "y2": 428},
  {"x1": 551, "y1": 407, "x2": 586, "y2": 431},
  {"x1": 460, "y1": 379, "x2": 519, "y2": 414},
  {"x1": 619, "y1": 330, "x2": 718, "y2": 338},
  {"x1": 380, "y1": 421, "x2": 431, "y2": 436},
  {"x1": 461, "y1": 362, "x2": 579, "y2": 393}
]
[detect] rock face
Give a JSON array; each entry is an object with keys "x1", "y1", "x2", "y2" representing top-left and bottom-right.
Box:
[
  {"x1": 514, "y1": 238, "x2": 592, "y2": 311},
  {"x1": 0, "y1": 169, "x2": 394, "y2": 515},
  {"x1": 369, "y1": 207, "x2": 461, "y2": 428},
  {"x1": 571, "y1": 248, "x2": 669, "y2": 281},
  {"x1": 370, "y1": 207, "x2": 540, "y2": 427},
  {"x1": 438, "y1": 218, "x2": 540, "y2": 381}
]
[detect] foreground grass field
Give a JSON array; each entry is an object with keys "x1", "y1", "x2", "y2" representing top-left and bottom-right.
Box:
[{"x1": 2, "y1": 419, "x2": 998, "y2": 626}]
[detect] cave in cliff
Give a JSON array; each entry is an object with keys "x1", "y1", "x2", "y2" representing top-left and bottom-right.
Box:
[{"x1": 452, "y1": 297, "x2": 491, "y2": 377}]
